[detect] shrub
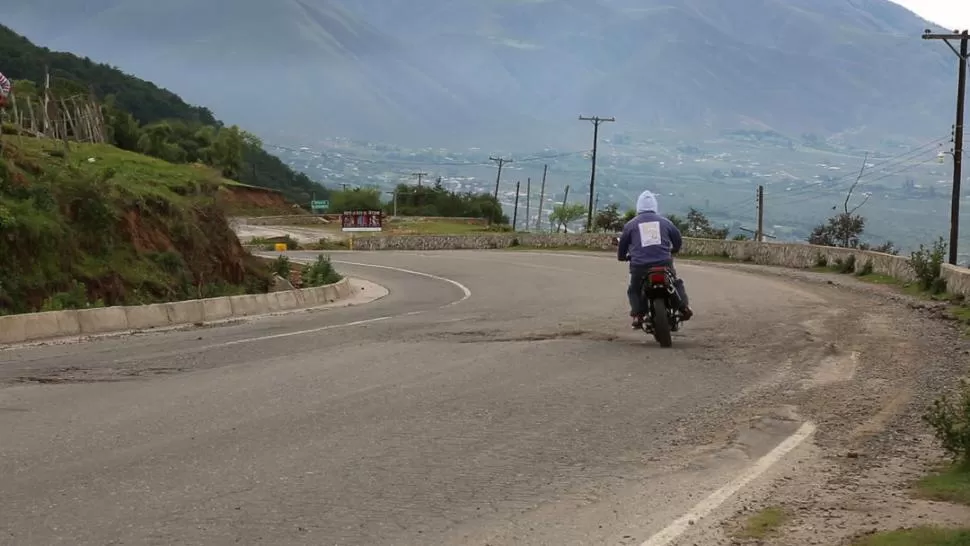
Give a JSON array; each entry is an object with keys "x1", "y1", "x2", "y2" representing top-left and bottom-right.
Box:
[
  {"x1": 924, "y1": 379, "x2": 970, "y2": 468},
  {"x1": 856, "y1": 260, "x2": 873, "y2": 276},
  {"x1": 815, "y1": 254, "x2": 828, "y2": 268},
  {"x1": 301, "y1": 254, "x2": 342, "y2": 287},
  {"x1": 837, "y1": 254, "x2": 856, "y2": 274},
  {"x1": 911, "y1": 237, "x2": 947, "y2": 294},
  {"x1": 271, "y1": 254, "x2": 291, "y2": 278}
]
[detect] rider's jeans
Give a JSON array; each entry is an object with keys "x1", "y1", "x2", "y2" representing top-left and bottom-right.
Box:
[{"x1": 627, "y1": 261, "x2": 689, "y2": 316}]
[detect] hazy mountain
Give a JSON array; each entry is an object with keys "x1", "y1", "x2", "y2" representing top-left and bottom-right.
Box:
[{"x1": 0, "y1": 0, "x2": 957, "y2": 149}]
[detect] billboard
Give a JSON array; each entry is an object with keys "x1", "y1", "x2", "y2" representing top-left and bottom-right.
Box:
[{"x1": 341, "y1": 210, "x2": 383, "y2": 232}]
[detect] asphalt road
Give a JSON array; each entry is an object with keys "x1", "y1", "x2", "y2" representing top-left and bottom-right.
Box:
[{"x1": 0, "y1": 250, "x2": 856, "y2": 545}]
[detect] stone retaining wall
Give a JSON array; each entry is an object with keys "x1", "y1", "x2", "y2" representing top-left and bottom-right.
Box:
[
  {"x1": 348, "y1": 233, "x2": 970, "y2": 294},
  {"x1": 232, "y1": 215, "x2": 327, "y2": 226}
]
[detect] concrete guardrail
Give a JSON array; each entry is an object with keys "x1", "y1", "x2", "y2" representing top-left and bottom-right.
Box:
[
  {"x1": 345, "y1": 233, "x2": 970, "y2": 296},
  {"x1": 0, "y1": 277, "x2": 353, "y2": 345}
]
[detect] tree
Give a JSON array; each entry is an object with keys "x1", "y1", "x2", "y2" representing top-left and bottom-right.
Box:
[
  {"x1": 669, "y1": 208, "x2": 728, "y2": 239},
  {"x1": 384, "y1": 183, "x2": 507, "y2": 224},
  {"x1": 329, "y1": 188, "x2": 382, "y2": 212},
  {"x1": 208, "y1": 125, "x2": 245, "y2": 179},
  {"x1": 807, "y1": 152, "x2": 893, "y2": 251},
  {"x1": 594, "y1": 203, "x2": 625, "y2": 232},
  {"x1": 550, "y1": 203, "x2": 586, "y2": 233},
  {"x1": 808, "y1": 214, "x2": 865, "y2": 248}
]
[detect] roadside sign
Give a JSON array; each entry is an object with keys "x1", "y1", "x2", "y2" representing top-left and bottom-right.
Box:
[
  {"x1": 341, "y1": 210, "x2": 383, "y2": 232},
  {"x1": 310, "y1": 200, "x2": 329, "y2": 213},
  {"x1": 274, "y1": 243, "x2": 287, "y2": 252}
]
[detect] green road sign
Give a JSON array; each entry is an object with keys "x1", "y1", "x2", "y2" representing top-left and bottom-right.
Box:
[{"x1": 310, "y1": 200, "x2": 329, "y2": 212}]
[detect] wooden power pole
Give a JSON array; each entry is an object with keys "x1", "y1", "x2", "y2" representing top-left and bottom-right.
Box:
[
  {"x1": 536, "y1": 164, "x2": 547, "y2": 231},
  {"x1": 411, "y1": 172, "x2": 428, "y2": 187},
  {"x1": 578, "y1": 115, "x2": 615, "y2": 232},
  {"x1": 756, "y1": 185, "x2": 765, "y2": 242},
  {"x1": 555, "y1": 185, "x2": 570, "y2": 233},
  {"x1": 512, "y1": 181, "x2": 521, "y2": 230},
  {"x1": 525, "y1": 177, "x2": 531, "y2": 232},
  {"x1": 923, "y1": 29, "x2": 968, "y2": 264},
  {"x1": 489, "y1": 156, "x2": 511, "y2": 202}
]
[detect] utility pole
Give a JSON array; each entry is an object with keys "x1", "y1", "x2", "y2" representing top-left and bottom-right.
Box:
[
  {"x1": 555, "y1": 185, "x2": 570, "y2": 233},
  {"x1": 579, "y1": 115, "x2": 615, "y2": 232},
  {"x1": 489, "y1": 156, "x2": 511, "y2": 202},
  {"x1": 411, "y1": 172, "x2": 428, "y2": 187},
  {"x1": 512, "y1": 181, "x2": 521, "y2": 230},
  {"x1": 923, "y1": 29, "x2": 968, "y2": 264},
  {"x1": 525, "y1": 177, "x2": 531, "y2": 232},
  {"x1": 536, "y1": 164, "x2": 547, "y2": 231},
  {"x1": 385, "y1": 191, "x2": 398, "y2": 217},
  {"x1": 756, "y1": 185, "x2": 764, "y2": 242}
]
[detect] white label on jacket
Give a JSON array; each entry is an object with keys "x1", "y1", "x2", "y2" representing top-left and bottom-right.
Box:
[{"x1": 638, "y1": 221, "x2": 662, "y2": 247}]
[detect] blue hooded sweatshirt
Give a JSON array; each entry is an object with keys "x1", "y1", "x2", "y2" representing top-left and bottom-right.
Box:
[{"x1": 617, "y1": 190, "x2": 683, "y2": 267}]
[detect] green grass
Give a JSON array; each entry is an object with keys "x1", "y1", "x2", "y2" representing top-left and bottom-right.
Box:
[
  {"x1": 914, "y1": 465, "x2": 970, "y2": 506},
  {"x1": 733, "y1": 506, "x2": 789, "y2": 540},
  {"x1": 851, "y1": 527, "x2": 970, "y2": 545},
  {"x1": 13, "y1": 136, "x2": 236, "y2": 191},
  {"x1": 853, "y1": 466, "x2": 970, "y2": 545}
]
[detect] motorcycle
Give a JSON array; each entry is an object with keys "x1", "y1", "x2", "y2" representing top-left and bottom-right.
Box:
[
  {"x1": 614, "y1": 234, "x2": 683, "y2": 347},
  {"x1": 636, "y1": 264, "x2": 684, "y2": 348}
]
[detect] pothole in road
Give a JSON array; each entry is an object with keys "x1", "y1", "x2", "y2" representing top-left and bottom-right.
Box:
[
  {"x1": 11, "y1": 365, "x2": 188, "y2": 384},
  {"x1": 440, "y1": 329, "x2": 620, "y2": 343}
]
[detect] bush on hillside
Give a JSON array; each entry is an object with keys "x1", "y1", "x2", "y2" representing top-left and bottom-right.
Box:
[
  {"x1": 271, "y1": 255, "x2": 292, "y2": 278},
  {"x1": 910, "y1": 237, "x2": 947, "y2": 294},
  {"x1": 301, "y1": 255, "x2": 342, "y2": 287},
  {"x1": 924, "y1": 379, "x2": 970, "y2": 468}
]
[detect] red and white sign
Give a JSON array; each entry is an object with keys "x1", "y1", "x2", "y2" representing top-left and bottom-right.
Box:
[
  {"x1": 340, "y1": 210, "x2": 383, "y2": 232},
  {"x1": 0, "y1": 71, "x2": 10, "y2": 98}
]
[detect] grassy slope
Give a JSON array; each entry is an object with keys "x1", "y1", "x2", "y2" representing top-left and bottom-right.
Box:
[
  {"x1": 0, "y1": 135, "x2": 271, "y2": 314},
  {"x1": 0, "y1": 23, "x2": 326, "y2": 206}
]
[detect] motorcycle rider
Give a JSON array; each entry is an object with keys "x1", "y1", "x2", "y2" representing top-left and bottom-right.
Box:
[{"x1": 616, "y1": 190, "x2": 693, "y2": 328}]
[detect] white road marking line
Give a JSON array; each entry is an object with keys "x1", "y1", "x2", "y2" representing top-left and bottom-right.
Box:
[
  {"x1": 639, "y1": 421, "x2": 817, "y2": 546},
  {"x1": 330, "y1": 260, "x2": 472, "y2": 305},
  {"x1": 195, "y1": 259, "x2": 472, "y2": 349}
]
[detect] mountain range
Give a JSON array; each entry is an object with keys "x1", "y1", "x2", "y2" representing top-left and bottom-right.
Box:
[{"x1": 1, "y1": 0, "x2": 958, "y2": 149}]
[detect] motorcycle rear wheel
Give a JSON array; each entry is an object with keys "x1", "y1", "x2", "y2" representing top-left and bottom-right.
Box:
[{"x1": 650, "y1": 297, "x2": 673, "y2": 348}]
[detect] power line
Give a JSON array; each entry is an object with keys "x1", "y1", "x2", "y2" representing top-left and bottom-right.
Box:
[
  {"x1": 740, "y1": 137, "x2": 951, "y2": 209},
  {"x1": 578, "y1": 115, "x2": 615, "y2": 232},
  {"x1": 922, "y1": 29, "x2": 968, "y2": 264},
  {"x1": 411, "y1": 171, "x2": 428, "y2": 187}
]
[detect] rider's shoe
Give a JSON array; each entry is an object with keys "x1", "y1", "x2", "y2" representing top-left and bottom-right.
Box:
[
  {"x1": 680, "y1": 306, "x2": 694, "y2": 321},
  {"x1": 631, "y1": 314, "x2": 644, "y2": 329}
]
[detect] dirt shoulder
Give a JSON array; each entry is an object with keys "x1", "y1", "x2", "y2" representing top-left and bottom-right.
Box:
[{"x1": 684, "y1": 261, "x2": 970, "y2": 545}]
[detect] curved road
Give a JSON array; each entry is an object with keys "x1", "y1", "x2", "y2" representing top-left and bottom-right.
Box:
[{"x1": 0, "y1": 250, "x2": 883, "y2": 545}]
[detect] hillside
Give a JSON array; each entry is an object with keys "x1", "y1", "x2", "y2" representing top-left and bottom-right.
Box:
[
  {"x1": 0, "y1": 135, "x2": 278, "y2": 314},
  {"x1": 0, "y1": 0, "x2": 956, "y2": 149},
  {"x1": 0, "y1": 24, "x2": 327, "y2": 206}
]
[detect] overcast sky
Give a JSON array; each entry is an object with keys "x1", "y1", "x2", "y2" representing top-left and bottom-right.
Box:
[{"x1": 891, "y1": 0, "x2": 970, "y2": 30}]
